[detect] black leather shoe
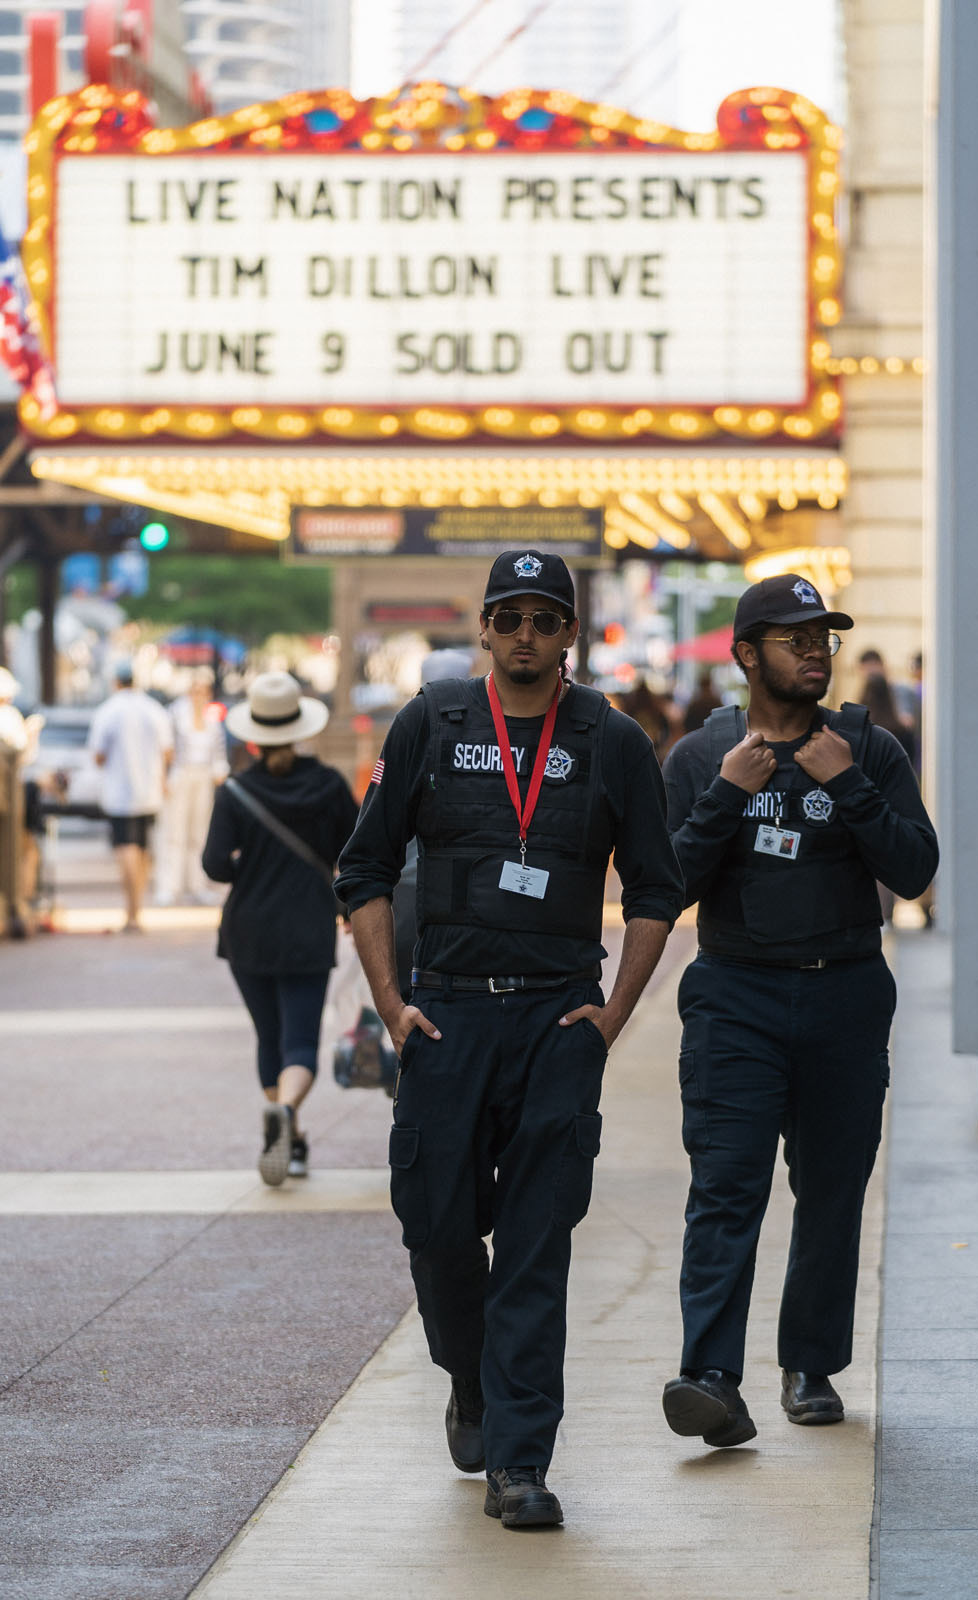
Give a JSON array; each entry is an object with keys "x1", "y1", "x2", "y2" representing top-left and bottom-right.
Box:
[
  {"x1": 445, "y1": 1375, "x2": 485, "y2": 1472},
  {"x1": 484, "y1": 1467, "x2": 563, "y2": 1528},
  {"x1": 781, "y1": 1369, "x2": 844, "y2": 1425},
  {"x1": 662, "y1": 1369, "x2": 757, "y2": 1447}
]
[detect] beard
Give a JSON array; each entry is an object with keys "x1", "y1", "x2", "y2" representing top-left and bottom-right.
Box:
[
  {"x1": 756, "y1": 652, "x2": 827, "y2": 704},
  {"x1": 507, "y1": 665, "x2": 541, "y2": 684}
]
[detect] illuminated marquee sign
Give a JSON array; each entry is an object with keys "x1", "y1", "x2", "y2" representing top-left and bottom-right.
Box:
[{"x1": 21, "y1": 82, "x2": 842, "y2": 446}]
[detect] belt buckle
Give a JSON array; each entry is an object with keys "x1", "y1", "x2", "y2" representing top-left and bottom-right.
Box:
[
  {"x1": 488, "y1": 976, "x2": 518, "y2": 993},
  {"x1": 799, "y1": 958, "x2": 827, "y2": 970}
]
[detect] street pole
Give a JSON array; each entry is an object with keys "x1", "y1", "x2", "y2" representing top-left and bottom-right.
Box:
[{"x1": 932, "y1": 0, "x2": 978, "y2": 1049}]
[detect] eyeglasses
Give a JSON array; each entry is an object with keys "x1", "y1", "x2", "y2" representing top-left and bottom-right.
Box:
[
  {"x1": 760, "y1": 631, "x2": 842, "y2": 658},
  {"x1": 489, "y1": 608, "x2": 569, "y2": 637}
]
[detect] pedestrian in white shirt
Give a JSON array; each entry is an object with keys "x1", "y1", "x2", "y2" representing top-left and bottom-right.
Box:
[
  {"x1": 88, "y1": 661, "x2": 173, "y2": 931},
  {"x1": 156, "y1": 669, "x2": 229, "y2": 905}
]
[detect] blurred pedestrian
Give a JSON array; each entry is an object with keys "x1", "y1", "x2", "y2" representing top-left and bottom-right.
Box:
[
  {"x1": 0, "y1": 666, "x2": 29, "y2": 753},
  {"x1": 202, "y1": 672, "x2": 357, "y2": 1185},
  {"x1": 88, "y1": 661, "x2": 173, "y2": 931},
  {"x1": 859, "y1": 671, "x2": 916, "y2": 764},
  {"x1": 619, "y1": 677, "x2": 684, "y2": 762},
  {"x1": 0, "y1": 667, "x2": 43, "y2": 935},
  {"x1": 156, "y1": 668, "x2": 229, "y2": 906},
  {"x1": 858, "y1": 671, "x2": 920, "y2": 923},
  {"x1": 903, "y1": 652, "x2": 935, "y2": 924},
  {"x1": 855, "y1": 647, "x2": 886, "y2": 699},
  {"x1": 892, "y1": 651, "x2": 925, "y2": 779},
  {"x1": 683, "y1": 668, "x2": 724, "y2": 734}
]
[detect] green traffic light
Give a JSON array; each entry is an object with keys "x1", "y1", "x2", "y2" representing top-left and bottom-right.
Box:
[{"x1": 139, "y1": 521, "x2": 170, "y2": 551}]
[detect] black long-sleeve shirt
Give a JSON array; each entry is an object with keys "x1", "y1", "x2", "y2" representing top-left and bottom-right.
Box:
[
  {"x1": 202, "y1": 755, "x2": 358, "y2": 974},
  {"x1": 335, "y1": 681, "x2": 684, "y2": 977},
  {"x1": 663, "y1": 706, "x2": 939, "y2": 961}
]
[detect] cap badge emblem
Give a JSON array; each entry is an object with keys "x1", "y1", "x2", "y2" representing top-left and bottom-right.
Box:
[
  {"x1": 792, "y1": 579, "x2": 819, "y2": 606},
  {"x1": 514, "y1": 553, "x2": 543, "y2": 579}
]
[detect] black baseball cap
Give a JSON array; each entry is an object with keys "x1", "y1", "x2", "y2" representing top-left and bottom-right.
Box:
[
  {"x1": 483, "y1": 549, "x2": 576, "y2": 614},
  {"x1": 733, "y1": 573, "x2": 854, "y2": 641}
]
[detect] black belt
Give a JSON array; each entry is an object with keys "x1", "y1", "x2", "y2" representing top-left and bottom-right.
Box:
[
  {"x1": 700, "y1": 950, "x2": 837, "y2": 971},
  {"x1": 412, "y1": 966, "x2": 599, "y2": 994},
  {"x1": 750, "y1": 957, "x2": 829, "y2": 970}
]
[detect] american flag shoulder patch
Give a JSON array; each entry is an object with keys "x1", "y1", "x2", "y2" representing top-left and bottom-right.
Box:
[{"x1": 370, "y1": 757, "x2": 385, "y2": 785}]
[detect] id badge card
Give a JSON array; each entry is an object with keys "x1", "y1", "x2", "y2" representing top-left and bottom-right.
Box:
[
  {"x1": 499, "y1": 859, "x2": 550, "y2": 899},
  {"x1": 754, "y1": 824, "x2": 801, "y2": 860}
]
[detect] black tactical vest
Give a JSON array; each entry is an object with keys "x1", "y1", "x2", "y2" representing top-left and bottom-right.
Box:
[
  {"x1": 697, "y1": 702, "x2": 884, "y2": 956},
  {"x1": 416, "y1": 677, "x2": 612, "y2": 941}
]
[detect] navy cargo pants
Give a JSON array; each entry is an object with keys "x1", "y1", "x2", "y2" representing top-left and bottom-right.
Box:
[
  {"x1": 677, "y1": 951, "x2": 895, "y2": 1380},
  {"x1": 388, "y1": 977, "x2": 607, "y2": 1472}
]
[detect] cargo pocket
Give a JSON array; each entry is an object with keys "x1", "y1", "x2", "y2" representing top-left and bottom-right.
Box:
[
  {"x1": 552, "y1": 1111, "x2": 602, "y2": 1230},
  {"x1": 679, "y1": 1049, "x2": 710, "y2": 1154},
  {"x1": 388, "y1": 1124, "x2": 428, "y2": 1249}
]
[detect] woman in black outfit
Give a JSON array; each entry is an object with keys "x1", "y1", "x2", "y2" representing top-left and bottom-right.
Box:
[
  {"x1": 202, "y1": 672, "x2": 358, "y2": 1185},
  {"x1": 860, "y1": 671, "x2": 917, "y2": 764}
]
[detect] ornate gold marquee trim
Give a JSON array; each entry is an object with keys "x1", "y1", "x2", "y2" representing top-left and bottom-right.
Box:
[{"x1": 29, "y1": 447, "x2": 847, "y2": 560}]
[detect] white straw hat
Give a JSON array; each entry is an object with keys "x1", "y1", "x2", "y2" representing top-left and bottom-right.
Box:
[{"x1": 225, "y1": 671, "x2": 328, "y2": 746}]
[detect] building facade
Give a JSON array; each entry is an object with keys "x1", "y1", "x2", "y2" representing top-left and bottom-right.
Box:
[
  {"x1": 0, "y1": 1, "x2": 86, "y2": 142},
  {"x1": 348, "y1": 0, "x2": 841, "y2": 130},
  {"x1": 833, "y1": 0, "x2": 925, "y2": 701},
  {"x1": 182, "y1": 0, "x2": 349, "y2": 113}
]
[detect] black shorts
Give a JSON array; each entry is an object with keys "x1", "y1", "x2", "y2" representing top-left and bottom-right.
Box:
[{"x1": 108, "y1": 814, "x2": 155, "y2": 849}]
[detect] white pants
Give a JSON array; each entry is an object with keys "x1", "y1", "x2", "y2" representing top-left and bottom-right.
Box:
[{"x1": 157, "y1": 766, "x2": 216, "y2": 902}]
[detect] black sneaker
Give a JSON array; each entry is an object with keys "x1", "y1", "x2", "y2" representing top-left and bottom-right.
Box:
[
  {"x1": 288, "y1": 1135, "x2": 309, "y2": 1179},
  {"x1": 445, "y1": 1375, "x2": 484, "y2": 1472},
  {"x1": 258, "y1": 1104, "x2": 294, "y2": 1187},
  {"x1": 485, "y1": 1467, "x2": 563, "y2": 1529},
  {"x1": 662, "y1": 1369, "x2": 757, "y2": 1448}
]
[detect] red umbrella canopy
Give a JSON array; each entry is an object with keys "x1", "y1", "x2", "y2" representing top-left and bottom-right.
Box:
[{"x1": 671, "y1": 624, "x2": 735, "y2": 663}]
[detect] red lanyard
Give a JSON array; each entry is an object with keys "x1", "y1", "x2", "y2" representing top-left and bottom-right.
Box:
[{"x1": 487, "y1": 673, "x2": 560, "y2": 863}]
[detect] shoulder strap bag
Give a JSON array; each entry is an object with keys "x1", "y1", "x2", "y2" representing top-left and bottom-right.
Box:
[{"x1": 225, "y1": 776, "x2": 333, "y2": 884}]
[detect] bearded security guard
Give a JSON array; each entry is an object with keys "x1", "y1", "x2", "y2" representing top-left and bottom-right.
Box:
[
  {"x1": 335, "y1": 549, "x2": 683, "y2": 1529},
  {"x1": 660, "y1": 574, "x2": 938, "y2": 1449}
]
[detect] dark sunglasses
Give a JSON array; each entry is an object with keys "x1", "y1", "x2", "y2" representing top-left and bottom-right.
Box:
[{"x1": 489, "y1": 608, "x2": 570, "y2": 637}]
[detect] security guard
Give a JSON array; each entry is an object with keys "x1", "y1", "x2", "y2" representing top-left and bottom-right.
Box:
[
  {"x1": 660, "y1": 574, "x2": 938, "y2": 1448},
  {"x1": 335, "y1": 549, "x2": 683, "y2": 1528}
]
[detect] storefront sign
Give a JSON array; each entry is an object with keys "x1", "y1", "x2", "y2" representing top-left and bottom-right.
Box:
[
  {"x1": 289, "y1": 505, "x2": 604, "y2": 561},
  {"x1": 364, "y1": 600, "x2": 469, "y2": 625}
]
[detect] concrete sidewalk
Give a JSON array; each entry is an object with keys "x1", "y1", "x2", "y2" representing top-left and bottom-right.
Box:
[
  {"x1": 876, "y1": 931, "x2": 978, "y2": 1597},
  {"x1": 3, "y1": 823, "x2": 974, "y2": 1600}
]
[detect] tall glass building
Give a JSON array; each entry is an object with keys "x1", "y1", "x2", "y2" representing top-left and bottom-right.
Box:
[
  {"x1": 0, "y1": 1, "x2": 86, "y2": 142},
  {"x1": 182, "y1": 0, "x2": 349, "y2": 113}
]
